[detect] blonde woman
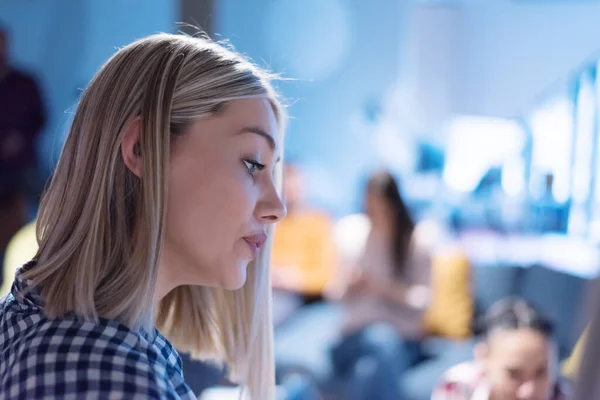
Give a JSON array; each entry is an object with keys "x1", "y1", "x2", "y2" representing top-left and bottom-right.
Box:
[{"x1": 0, "y1": 33, "x2": 286, "y2": 399}]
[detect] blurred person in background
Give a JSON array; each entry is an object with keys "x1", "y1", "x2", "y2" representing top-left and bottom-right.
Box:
[
  {"x1": 276, "y1": 170, "x2": 432, "y2": 399},
  {"x1": 326, "y1": 169, "x2": 432, "y2": 400},
  {"x1": 561, "y1": 326, "x2": 587, "y2": 382},
  {"x1": 415, "y1": 216, "x2": 473, "y2": 342},
  {"x1": 276, "y1": 170, "x2": 476, "y2": 399},
  {"x1": 1, "y1": 218, "x2": 36, "y2": 296},
  {"x1": 0, "y1": 33, "x2": 287, "y2": 399},
  {"x1": 334, "y1": 170, "x2": 432, "y2": 335},
  {"x1": 271, "y1": 162, "x2": 337, "y2": 306},
  {"x1": 433, "y1": 298, "x2": 570, "y2": 400},
  {"x1": 0, "y1": 26, "x2": 46, "y2": 269}
]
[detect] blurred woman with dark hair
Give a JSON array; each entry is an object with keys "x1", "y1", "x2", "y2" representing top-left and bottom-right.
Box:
[
  {"x1": 275, "y1": 170, "x2": 432, "y2": 400},
  {"x1": 339, "y1": 170, "x2": 430, "y2": 334},
  {"x1": 326, "y1": 170, "x2": 432, "y2": 400}
]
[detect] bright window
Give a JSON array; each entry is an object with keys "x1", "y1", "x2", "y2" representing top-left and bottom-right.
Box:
[
  {"x1": 443, "y1": 116, "x2": 525, "y2": 193},
  {"x1": 529, "y1": 95, "x2": 574, "y2": 202}
]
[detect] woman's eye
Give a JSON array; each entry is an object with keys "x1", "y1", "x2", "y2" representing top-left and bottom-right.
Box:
[{"x1": 243, "y1": 159, "x2": 265, "y2": 174}]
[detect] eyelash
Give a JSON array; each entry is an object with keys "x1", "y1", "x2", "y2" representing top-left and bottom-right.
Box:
[{"x1": 243, "y1": 159, "x2": 266, "y2": 175}]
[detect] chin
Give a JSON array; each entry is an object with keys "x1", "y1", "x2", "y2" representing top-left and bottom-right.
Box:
[{"x1": 218, "y1": 260, "x2": 249, "y2": 290}]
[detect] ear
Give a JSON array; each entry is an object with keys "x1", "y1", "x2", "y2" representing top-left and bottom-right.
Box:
[
  {"x1": 121, "y1": 117, "x2": 143, "y2": 177},
  {"x1": 474, "y1": 342, "x2": 489, "y2": 362}
]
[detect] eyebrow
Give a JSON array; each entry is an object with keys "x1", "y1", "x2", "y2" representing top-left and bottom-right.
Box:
[{"x1": 238, "y1": 127, "x2": 277, "y2": 151}]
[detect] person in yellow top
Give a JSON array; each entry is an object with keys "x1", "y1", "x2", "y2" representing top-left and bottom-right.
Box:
[
  {"x1": 405, "y1": 217, "x2": 473, "y2": 340},
  {"x1": 1, "y1": 219, "x2": 37, "y2": 297},
  {"x1": 562, "y1": 327, "x2": 587, "y2": 380},
  {"x1": 270, "y1": 163, "x2": 337, "y2": 304},
  {"x1": 423, "y1": 241, "x2": 473, "y2": 340}
]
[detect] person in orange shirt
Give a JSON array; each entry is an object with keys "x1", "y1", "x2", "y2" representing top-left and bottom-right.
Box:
[{"x1": 271, "y1": 163, "x2": 337, "y2": 305}]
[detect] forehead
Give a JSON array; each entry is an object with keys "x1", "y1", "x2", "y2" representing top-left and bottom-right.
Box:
[
  {"x1": 488, "y1": 329, "x2": 552, "y2": 363},
  {"x1": 174, "y1": 98, "x2": 280, "y2": 157},
  {"x1": 223, "y1": 98, "x2": 279, "y2": 140}
]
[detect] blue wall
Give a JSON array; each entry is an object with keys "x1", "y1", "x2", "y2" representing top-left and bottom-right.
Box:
[
  {"x1": 1, "y1": 0, "x2": 408, "y2": 216},
  {"x1": 0, "y1": 0, "x2": 176, "y2": 173},
  {"x1": 458, "y1": 0, "x2": 600, "y2": 118},
  {"x1": 216, "y1": 0, "x2": 408, "y2": 216}
]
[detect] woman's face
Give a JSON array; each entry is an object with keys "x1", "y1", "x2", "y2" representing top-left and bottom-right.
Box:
[
  {"x1": 365, "y1": 188, "x2": 391, "y2": 227},
  {"x1": 483, "y1": 328, "x2": 557, "y2": 400},
  {"x1": 161, "y1": 98, "x2": 285, "y2": 291}
]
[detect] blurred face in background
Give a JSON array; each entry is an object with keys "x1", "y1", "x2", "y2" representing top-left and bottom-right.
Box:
[
  {"x1": 480, "y1": 328, "x2": 557, "y2": 400},
  {"x1": 365, "y1": 187, "x2": 392, "y2": 229}
]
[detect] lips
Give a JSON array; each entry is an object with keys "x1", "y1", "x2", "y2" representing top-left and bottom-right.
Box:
[
  {"x1": 243, "y1": 232, "x2": 267, "y2": 258},
  {"x1": 243, "y1": 233, "x2": 267, "y2": 249}
]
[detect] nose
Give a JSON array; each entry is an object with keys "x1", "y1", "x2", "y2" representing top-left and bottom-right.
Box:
[
  {"x1": 516, "y1": 381, "x2": 536, "y2": 400},
  {"x1": 256, "y1": 184, "x2": 287, "y2": 224}
]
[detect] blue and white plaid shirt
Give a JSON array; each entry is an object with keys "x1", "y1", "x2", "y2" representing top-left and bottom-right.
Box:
[{"x1": 0, "y1": 263, "x2": 196, "y2": 399}]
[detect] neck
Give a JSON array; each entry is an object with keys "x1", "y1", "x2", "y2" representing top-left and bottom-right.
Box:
[{"x1": 155, "y1": 257, "x2": 178, "y2": 304}]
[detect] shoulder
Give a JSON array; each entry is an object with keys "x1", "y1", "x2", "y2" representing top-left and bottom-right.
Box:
[
  {"x1": 1, "y1": 317, "x2": 179, "y2": 399},
  {"x1": 554, "y1": 377, "x2": 573, "y2": 400},
  {"x1": 433, "y1": 362, "x2": 482, "y2": 399},
  {"x1": 443, "y1": 361, "x2": 481, "y2": 380},
  {"x1": 9, "y1": 68, "x2": 36, "y2": 82},
  {"x1": 6, "y1": 68, "x2": 41, "y2": 92}
]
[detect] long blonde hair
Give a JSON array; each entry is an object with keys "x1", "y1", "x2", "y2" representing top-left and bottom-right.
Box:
[{"x1": 21, "y1": 33, "x2": 285, "y2": 400}]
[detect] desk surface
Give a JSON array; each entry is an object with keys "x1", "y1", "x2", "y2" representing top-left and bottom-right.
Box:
[{"x1": 459, "y1": 230, "x2": 600, "y2": 278}]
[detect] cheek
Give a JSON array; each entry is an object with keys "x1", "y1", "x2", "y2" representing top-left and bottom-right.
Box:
[
  {"x1": 487, "y1": 365, "x2": 515, "y2": 390},
  {"x1": 488, "y1": 369, "x2": 506, "y2": 385},
  {"x1": 166, "y1": 159, "x2": 257, "y2": 261},
  {"x1": 536, "y1": 375, "x2": 552, "y2": 393},
  {"x1": 370, "y1": 199, "x2": 388, "y2": 219}
]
